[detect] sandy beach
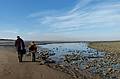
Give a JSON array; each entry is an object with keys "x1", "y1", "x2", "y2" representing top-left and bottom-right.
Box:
[{"x1": 0, "y1": 46, "x2": 73, "y2": 79}]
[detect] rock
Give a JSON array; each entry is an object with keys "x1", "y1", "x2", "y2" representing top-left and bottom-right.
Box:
[
  {"x1": 108, "y1": 68, "x2": 113, "y2": 73},
  {"x1": 40, "y1": 60, "x2": 45, "y2": 65},
  {"x1": 85, "y1": 65, "x2": 90, "y2": 69},
  {"x1": 59, "y1": 64, "x2": 64, "y2": 67}
]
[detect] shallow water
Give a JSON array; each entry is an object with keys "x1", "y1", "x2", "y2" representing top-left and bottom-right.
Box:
[{"x1": 39, "y1": 43, "x2": 105, "y2": 63}]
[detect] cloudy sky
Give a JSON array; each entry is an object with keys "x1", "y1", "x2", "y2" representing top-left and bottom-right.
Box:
[{"x1": 0, "y1": 0, "x2": 120, "y2": 41}]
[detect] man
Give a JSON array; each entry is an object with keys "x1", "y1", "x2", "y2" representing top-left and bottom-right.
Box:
[
  {"x1": 29, "y1": 41, "x2": 37, "y2": 62},
  {"x1": 15, "y1": 36, "x2": 25, "y2": 62}
]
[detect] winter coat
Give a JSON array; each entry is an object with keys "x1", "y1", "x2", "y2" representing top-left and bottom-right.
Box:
[{"x1": 15, "y1": 38, "x2": 25, "y2": 51}]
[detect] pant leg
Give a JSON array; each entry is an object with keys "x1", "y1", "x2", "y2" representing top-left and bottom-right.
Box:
[
  {"x1": 32, "y1": 53, "x2": 35, "y2": 62},
  {"x1": 18, "y1": 51, "x2": 23, "y2": 62},
  {"x1": 20, "y1": 53, "x2": 23, "y2": 62}
]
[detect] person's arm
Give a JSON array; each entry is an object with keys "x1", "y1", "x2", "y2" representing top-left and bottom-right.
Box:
[
  {"x1": 34, "y1": 45, "x2": 37, "y2": 52},
  {"x1": 28, "y1": 45, "x2": 31, "y2": 52},
  {"x1": 21, "y1": 39, "x2": 25, "y2": 48}
]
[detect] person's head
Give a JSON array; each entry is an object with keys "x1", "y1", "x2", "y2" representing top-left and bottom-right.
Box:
[
  {"x1": 17, "y1": 36, "x2": 20, "y2": 39},
  {"x1": 32, "y1": 41, "x2": 35, "y2": 43},
  {"x1": 30, "y1": 41, "x2": 35, "y2": 45}
]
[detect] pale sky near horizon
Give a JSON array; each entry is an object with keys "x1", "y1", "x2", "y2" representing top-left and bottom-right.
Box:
[{"x1": 0, "y1": 0, "x2": 120, "y2": 41}]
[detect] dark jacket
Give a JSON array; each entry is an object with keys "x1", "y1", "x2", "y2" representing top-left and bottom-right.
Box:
[
  {"x1": 29, "y1": 44, "x2": 37, "y2": 53},
  {"x1": 15, "y1": 38, "x2": 25, "y2": 51}
]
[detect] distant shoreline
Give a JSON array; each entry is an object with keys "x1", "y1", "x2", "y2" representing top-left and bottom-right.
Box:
[{"x1": 1, "y1": 39, "x2": 120, "y2": 46}]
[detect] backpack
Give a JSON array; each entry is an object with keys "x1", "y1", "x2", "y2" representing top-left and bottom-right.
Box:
[
  {"x1": 21, "y1": 49, "x2": 26, "y2": 54},
  {"x1": 29, "y1": 45, "x2": 36, "y2": 51}
]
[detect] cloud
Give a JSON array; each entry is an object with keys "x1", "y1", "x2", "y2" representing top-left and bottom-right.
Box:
[
  {"x1": 0, "y1": 29, "x2": 19, "y2": 39},
  {"x1": 37, "y1": 0, "x2": 120, "y2": 32},
  {"x1": 28, "y1": 10, "x2": 60, "y2": 18},
  {"x1": 28, "y1": 0, "x2": 120, "y2": 40},
  {"x1": 1, "y1": 30, "x2": 18, "y2": 34},
  {"x1": 69, "y1": 0, "x2": 93, "y2": 13}
]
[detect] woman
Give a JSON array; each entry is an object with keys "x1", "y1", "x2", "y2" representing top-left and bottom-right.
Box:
[{"x1": 29, "y1": 41, "x2": 37, "y2": 62}]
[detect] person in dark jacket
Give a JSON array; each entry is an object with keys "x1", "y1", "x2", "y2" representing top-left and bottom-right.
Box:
[{"x1": 15, "y1": 36, "x2": 25, "y2": 62}]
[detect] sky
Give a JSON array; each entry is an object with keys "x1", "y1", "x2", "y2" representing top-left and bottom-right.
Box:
[{"x1": 0, "y1": 0, "x2": 120, "y2": 41}]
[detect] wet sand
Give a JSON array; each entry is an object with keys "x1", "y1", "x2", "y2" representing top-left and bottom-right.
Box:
[{"x1": 0, "y1": 46, "x2": 73, "y2": 79}]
